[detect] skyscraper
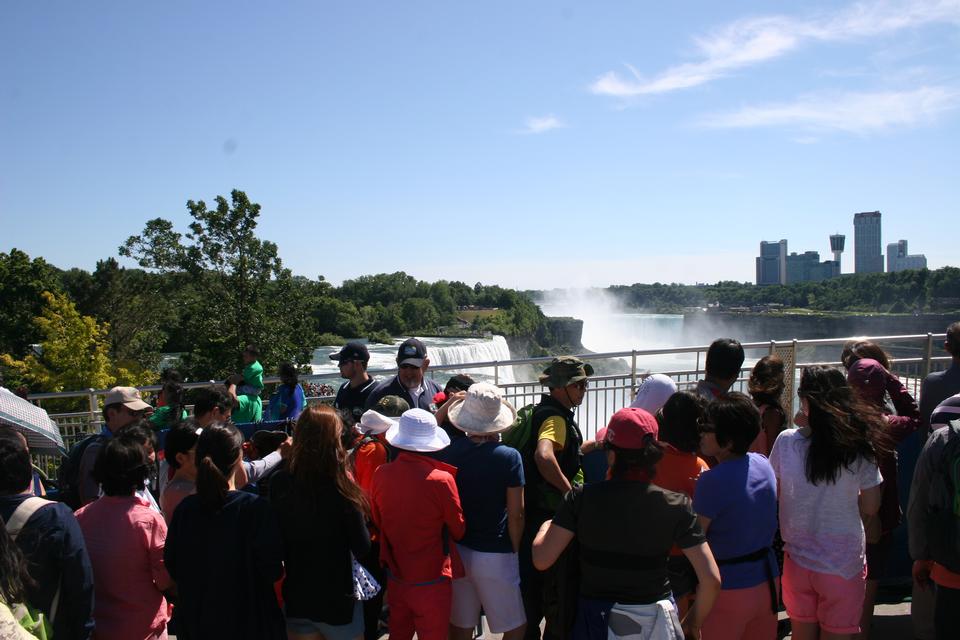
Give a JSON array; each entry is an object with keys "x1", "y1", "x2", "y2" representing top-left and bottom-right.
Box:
[
  {"x1": 854, "y1": 211, "x2": 883, "y2": 274},
  {"x1": 756, "y1": 239, "x2": 787, "y2": 285}
]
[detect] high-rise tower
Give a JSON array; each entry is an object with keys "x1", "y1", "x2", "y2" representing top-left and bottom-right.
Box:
[
  {"x1": 853, "y1": 211, "x2": 883, "y2": 274},
  {"x1": 829, "y1": 234, "x2": 845, "y2": 271}
]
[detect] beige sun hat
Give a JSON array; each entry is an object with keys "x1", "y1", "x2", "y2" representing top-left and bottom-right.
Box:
[{"x1": 446, "y1": 382, "x2": 518, "y2": 435}]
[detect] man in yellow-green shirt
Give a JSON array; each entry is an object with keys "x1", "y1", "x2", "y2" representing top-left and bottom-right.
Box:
[{"x1": 519, "y1": 356, "x2": 593, "y2": 640}]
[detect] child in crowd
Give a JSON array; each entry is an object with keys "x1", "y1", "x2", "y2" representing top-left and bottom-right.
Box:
[
  {"x1": 747, "y1": 355, "x2": 787, "y2": 456},
  {"x1": 267, "y1": 362, "x2": 306, "y2": 421},
  {"x1": 442, "y1": 383, "x2": 527, "y2": 640},
  {"x1": 371, "y1": 409, "x2": 464, "y2": 640},
  {"x1": 237, "y1": 344, "x2": 265, "y2": 397},
  {"x1": 695, "y1": 392, "x2": 780, "y2": 640},
  {"x1": 846, "y1": 357, "x2": 919, "y2": 640},
  {"x1": 656, "y1": 391, "x2": 711, "y2": 611},
  {"x1": 770, "y1": 366, "x2": 887, "y2": 640},
  {"x1": 76, "y1": 434, "x2": 173, "y2": 640},
  {"x1": 160, "y1": 423, "x2": 200, "y2": 523},
  {"x1": 114, "y1": 423, "x2": 162, "y2": 513},
  {"x1": 352, "y1": 397, "x2": 407, "y2": 640},
  {"x1": 270, "y1": 406, "x2": 372, "y2": 640},
  {"x1": 164, "y1": 424, "x2": 285, "y2": 640},
  {"x1": 149, "y1": 380, "x2": 188, "y2": 431}
]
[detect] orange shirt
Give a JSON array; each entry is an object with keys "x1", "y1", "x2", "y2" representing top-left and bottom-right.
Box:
[
  {"x1": 655, "y1": 446, "x2": 710, "y2": 556},
  {"x1": 656, "y1": 446, "x2": 710, "y2": 499},
  {"x1": 353, "y1": 434, "x2": 389, "y2": 498}
]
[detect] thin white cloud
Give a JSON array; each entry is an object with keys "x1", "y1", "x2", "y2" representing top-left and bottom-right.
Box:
[
  {"x1": 590, "y1": 0, "x2": 960, "y2": 97},
  {"x1": 700, "y1": 86, "x2": 960, "y2": 133},
  {"x1": 518, "y1": 114, "x2": 566, "y2": 134}
]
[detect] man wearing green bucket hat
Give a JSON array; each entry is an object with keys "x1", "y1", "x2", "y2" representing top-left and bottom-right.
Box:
[{"x1": 519, "y1": 356, "x2": 593, "y2": 640}]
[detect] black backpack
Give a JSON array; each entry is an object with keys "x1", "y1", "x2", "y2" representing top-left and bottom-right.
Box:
[
  {"x1": 927, "y1": 419, "x2": 960, "y2": 573},
  {"x1": 56, "y1": 433, "x2": 106, "y2": 509}
]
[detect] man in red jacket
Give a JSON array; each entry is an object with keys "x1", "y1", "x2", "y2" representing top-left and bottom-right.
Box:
[{"x1": 371, "y1": 408, "x2": 466, "y2": 640}]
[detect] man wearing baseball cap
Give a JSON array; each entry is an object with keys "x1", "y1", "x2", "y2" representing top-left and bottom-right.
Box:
[
  {"x1": 364, "y1": 338, "x2": 444, "y2": 413},
  {"x1": 520, "y1": 356, "x2": 593, "y2": 640},
  {"x1": 330, "y1": 342, "x2": 378, "y2": 427},
  {"x1": 77, "y1": 386, "x2": 152, "y2": 505}
]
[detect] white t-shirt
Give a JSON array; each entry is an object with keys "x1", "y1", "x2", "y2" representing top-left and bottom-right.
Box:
[{"x1": 769, "y1": 428, "x2": 883, "y2": 579}]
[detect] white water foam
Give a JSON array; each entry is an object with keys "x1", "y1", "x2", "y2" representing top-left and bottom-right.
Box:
[
  {"x1": 429, "y1": 335, "x2": 515, "y2": 384},
  {"x1": 311, "y1": 335, "x2": 514, "y2": 385}
]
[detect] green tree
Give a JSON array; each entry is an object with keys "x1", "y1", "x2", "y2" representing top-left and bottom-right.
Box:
[
  {"x1": 120, "y1": 189, "x2": 316, "y2": 379},
  {"x1": 0, "y1": 249, "x2": 63, "y2": 357},
  {"x1": 0, "y1": 292, "x2": 154, "y2": 401}
]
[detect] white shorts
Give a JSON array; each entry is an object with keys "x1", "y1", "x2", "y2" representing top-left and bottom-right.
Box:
[{"x1": 451, "y1": 544, "x2": 526, "y2": 633}]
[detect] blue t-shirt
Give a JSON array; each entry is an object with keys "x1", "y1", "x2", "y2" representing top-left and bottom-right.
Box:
[
  {"x1": 692, "y1": 452, "x2": 779, "y2": 589},
  {"x1": 439, "y1": 438, "x2": 525, "y2": 553}
]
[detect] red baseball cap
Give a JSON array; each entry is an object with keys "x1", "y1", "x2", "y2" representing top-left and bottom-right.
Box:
[{"x1": 602, "y1": 407, "x2": 659, "y2": 450}]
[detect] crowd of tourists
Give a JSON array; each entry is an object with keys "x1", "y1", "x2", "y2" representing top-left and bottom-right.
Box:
[{"x1": 2, "y1": 323, "x2": 960, "y2": 640}]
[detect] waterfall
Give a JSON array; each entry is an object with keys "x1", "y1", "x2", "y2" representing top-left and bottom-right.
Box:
[{"x1": 428, "y1": 335, "x2": 515, "y2": 384}]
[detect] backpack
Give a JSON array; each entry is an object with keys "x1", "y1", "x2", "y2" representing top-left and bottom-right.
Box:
[
  {"x1": 927, "y1": 419, "x2": 960, "y2": 573},
  {"x1": 56, "y1": 433, "x2": 105, "y2": 510},
  {"x1": 501, "y1": 405, "x2": 536, "y2": 453},
  {"x1": 6, "y1": 497, "x2": 56, "y2": 640}
]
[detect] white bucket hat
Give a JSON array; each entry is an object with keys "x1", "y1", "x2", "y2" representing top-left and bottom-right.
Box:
[
  {"x1": 629, "y1": 374, "x2": 677, "y2": 414},
  {"x1": 385, "y1": 408, "x2": 450, "y2": 452},
  {"x1": 358, "y1": 410, "x2": 396, "y2": 435},
  {"x1": 446, "y1": 382, "x2": 517, "y2": 435}
]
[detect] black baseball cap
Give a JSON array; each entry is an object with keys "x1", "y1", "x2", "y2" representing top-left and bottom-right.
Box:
[
  {"x1": 329, "y1": 342, "x2": 370, "y2": 363},
  {"x1": 396, "y1": 338, "x2": 427, "y2": 366}
]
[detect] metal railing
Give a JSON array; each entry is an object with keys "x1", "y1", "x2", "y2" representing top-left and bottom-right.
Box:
[{"x1": 27, "y1": 332, "x2": 951, "y2": 455}]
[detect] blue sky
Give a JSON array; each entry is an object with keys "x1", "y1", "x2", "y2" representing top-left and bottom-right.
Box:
[{"x1": 2, "y1": 1, "x2": 958, "y2": 289}]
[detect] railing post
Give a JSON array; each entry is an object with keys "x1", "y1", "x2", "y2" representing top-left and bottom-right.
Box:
[
  {"x1": 494, "y1": 362, "x2": 499, "y2": 385},
  {"x1": 88, "y1": 389, "x2": 98, "y2": 434},
  {"x1": 630, "y1": 350, "x2": 637, "y2": 399},
  {"x1": 922, "y1": 333, "x2": 934, "y2": 379}
]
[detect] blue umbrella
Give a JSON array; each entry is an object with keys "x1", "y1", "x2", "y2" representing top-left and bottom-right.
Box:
[{"x1": 0, "y1": 387, "x2": 66, "y2": 454}]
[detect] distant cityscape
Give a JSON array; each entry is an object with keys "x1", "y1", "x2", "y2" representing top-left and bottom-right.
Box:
[{"x1": 755, "y1": 211, "x2": 928, "y2": 285}]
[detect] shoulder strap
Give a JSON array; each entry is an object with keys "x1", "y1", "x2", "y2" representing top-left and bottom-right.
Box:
[{"x1": 4, "y1": 497, "x2": 55, "y2": 540}]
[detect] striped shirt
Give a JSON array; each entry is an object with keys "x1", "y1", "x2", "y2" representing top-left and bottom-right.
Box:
[{"x1": 930, "y1": 392, "x2": 960, "y2": 430}]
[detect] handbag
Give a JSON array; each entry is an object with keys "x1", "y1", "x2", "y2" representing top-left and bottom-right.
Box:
[{"x1": 351, "y1": 553, "x2": 381, "y2": 601}]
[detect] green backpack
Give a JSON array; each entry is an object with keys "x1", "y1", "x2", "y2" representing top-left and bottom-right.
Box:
[{"x1": 501, "y1": 405, "x2": 536, "y2": 452}]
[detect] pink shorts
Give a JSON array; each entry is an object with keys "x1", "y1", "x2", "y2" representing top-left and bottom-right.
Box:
[
  {"x1": 701, "y1": 579, "x2": 779, "y2": 640},
  {"x1": 782, "y1": 554, "x2": 866, "y2": 635}
]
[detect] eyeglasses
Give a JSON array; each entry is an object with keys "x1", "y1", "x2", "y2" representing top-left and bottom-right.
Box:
[{"x1": 573, "y1": 380, "x2": 588, "y2": 391}]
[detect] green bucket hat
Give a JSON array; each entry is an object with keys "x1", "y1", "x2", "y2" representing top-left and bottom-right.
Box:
[
  {"x1": 376, "y1": 395, "x2": 411, "y2": 418},
  {"x1": 539, "y1": 356, "x2": 595, "y2": 388}
]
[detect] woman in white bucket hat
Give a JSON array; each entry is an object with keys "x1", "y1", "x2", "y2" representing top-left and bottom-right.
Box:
[
  {"x1": 371, "y1": 409, "x2": 464, "y2": 640},
  {"x1": 440, "y1": 383, "x2": 528, "y2": 640}
]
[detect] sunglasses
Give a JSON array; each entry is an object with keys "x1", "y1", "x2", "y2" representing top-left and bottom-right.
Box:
[
  {"x1": 573, "y1": 380, "x2": 588, "y2": 390},
  {"x1": 399, "y1": 364, "x2": 420, "y2": 370}
]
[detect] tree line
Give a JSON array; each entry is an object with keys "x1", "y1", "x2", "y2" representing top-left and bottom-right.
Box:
[
  {"x1": 0, "y1": 190, "x2": 544, "y2": 395},
  {"x1": 603, "y1": 268, "x2": 960, "y2": 314}
]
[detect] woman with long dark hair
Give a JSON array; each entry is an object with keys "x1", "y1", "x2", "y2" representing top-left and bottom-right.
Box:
[
  {"x1": 164, "y1": 424, "x2": 285, "y2": 640},
  {"x1": 532, "y1": 407, "x2": 721, "y2": 640},
  {"x1": 747, "y1": 355, "x2": 787, "y2": 456},
  {"x1": 769, "y1": 366, "x2": 888, "y2": 640},
  {"x1": 270, "y1": 405, "x2": 372, "y2": 640},
  {"x1": 0, "y1": 523, "x2": 38, "y2": 639}
]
